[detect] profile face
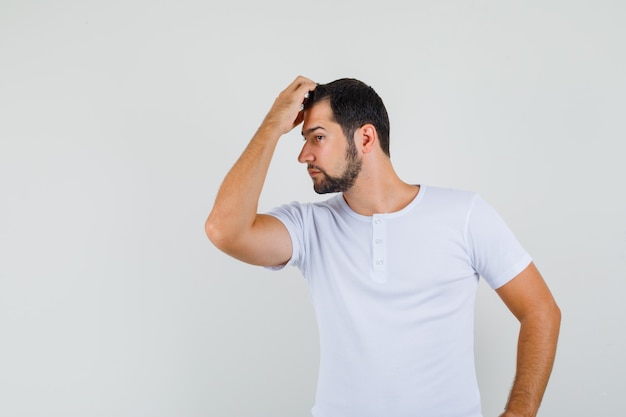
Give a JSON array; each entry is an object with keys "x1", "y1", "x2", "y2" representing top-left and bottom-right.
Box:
[{"x1": 300, "y1": 101, "x2": 362, "y2": 194}]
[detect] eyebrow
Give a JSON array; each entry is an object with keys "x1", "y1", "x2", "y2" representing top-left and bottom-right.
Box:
[{"x1": 301, "y1": 126, "x2": 326, "y2": 136}]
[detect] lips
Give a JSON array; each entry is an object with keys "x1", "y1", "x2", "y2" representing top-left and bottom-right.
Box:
[{"x1": 307, "y1": 165, "x2": 323, "y2": 177}]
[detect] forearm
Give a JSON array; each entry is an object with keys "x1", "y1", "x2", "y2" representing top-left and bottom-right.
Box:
[
  {"x1": 501, "y1": 306, "x2": 561, "y2": 417},
  {"x1": 206, "y1": 122, "x2": 281, "y2": 243}
]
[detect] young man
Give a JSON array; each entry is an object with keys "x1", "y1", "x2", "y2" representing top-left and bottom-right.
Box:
[{"x1": 205, "y1": 76, "x2": 560, "y2": 417}]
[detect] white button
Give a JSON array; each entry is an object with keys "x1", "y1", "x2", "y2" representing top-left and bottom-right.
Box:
[
  {"x1": 374, "y1": 219, "x2": 381, "y2": 224},
  {"x1": 375, "y1": 239, "x2": 382, "y2": 244},
  {"x1": 376, "y1": 259, "x2": 384, "y2": 265}
]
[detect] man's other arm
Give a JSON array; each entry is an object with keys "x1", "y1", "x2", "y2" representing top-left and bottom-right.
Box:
[{"x1": 496, "y1": 262, "x2": 561, "y2": 417}]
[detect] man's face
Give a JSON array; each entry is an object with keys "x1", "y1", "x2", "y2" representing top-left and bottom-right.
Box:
[{"x1": 300, "y1": 101, "x2": 362, "y2": 194}]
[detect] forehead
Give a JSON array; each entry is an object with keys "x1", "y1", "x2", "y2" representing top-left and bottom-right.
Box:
[{"x1": 302, "y1": 100, "x2": 338, "y2": 133}]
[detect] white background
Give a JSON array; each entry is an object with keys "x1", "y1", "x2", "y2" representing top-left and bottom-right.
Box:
[{"x1": 1, "y1": 1, "x2": 624, "y2": 416}]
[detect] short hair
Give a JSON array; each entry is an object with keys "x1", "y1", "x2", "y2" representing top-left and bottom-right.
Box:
[{"x1": 304, "y1": 78, "x2": 391, "y2": 157}]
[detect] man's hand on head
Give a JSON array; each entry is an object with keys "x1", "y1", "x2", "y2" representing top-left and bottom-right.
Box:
[{"x1": 263, "y1": 75, "x2": 317, "y2": 135}]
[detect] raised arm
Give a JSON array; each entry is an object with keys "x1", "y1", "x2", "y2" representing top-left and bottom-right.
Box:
[
  {"x1": 496, "y1": 262, "x2": 561, "y2": 417},
  {"x1": 205, "y1": 76, "x2": 316, "y2": 267}
]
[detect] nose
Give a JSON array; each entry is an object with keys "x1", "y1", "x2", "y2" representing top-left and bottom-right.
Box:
[{"x1": 298, "y1": 141, "x2": 314, "y2": 164}]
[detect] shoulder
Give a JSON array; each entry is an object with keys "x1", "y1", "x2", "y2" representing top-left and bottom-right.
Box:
[
  {"x1": 422, "y1": 184, "x2": 476, "y2": 199},
  {"x1": 266, "y1": 194, "x2": 344, "y2": 221},
  {"x1": 420, "y1": 184, "x2": 480, "y2": 211}
]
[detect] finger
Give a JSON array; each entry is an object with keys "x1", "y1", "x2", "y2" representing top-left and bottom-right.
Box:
[
  {"x1": 288, "y1": 80, "x2": 315, "y2": 112},
  {"x1": 293, "y1": 109, "x2": 305, "y2": 127},
  {"x1": 291, "y1": 75, "x2": 316, "y2": 89},
  {"x1": 291, "y1": 76, "x2": 316, "y2": 96}
]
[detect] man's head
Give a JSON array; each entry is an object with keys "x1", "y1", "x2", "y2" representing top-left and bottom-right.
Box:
[{"x1": 303, "y1": 78, "x2": 391, "y2": 157}]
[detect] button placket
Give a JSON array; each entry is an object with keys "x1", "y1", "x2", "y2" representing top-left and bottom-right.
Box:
[{"x1": 372, "y1": 215, "x2": 387, "y2": 283}]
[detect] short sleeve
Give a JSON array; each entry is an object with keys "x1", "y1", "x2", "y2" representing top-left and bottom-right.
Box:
[
  {"x1": 264, "y1": 201, "x2": 308, "y2": 271},
  {"x1": 465, "y1": 195, "x2": 532, "y2": 289}
]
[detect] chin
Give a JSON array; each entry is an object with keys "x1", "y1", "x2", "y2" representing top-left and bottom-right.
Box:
[{"x1": 313, "y1": 183, "x2": 337, "y2": 194}]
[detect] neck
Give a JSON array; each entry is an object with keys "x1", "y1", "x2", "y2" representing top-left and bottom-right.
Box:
[{"x1": 342, "y1": 158, "x2": 419, "y2": 216}]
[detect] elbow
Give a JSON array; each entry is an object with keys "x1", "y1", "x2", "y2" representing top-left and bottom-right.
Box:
[
  {"x1": 205, "y1": 213, "x2": 226, "y2": 249},
  {"x1": 541, "y1": 299, "x2": 561, "y2": 328},
  {"x1": 546, "y1": 302, "x2": 562, "y2": 351},
  {"x1": 552, "y1": 302, "x2": 562, "y2": 332},
  {"x1": 536, "y1": 300, "x2": 562, "y2": 337},
  {"x1": 521, "y1": 299, "x2": 562, "y2": 335},
  {"x1": 205, "y1": 211, "x2": 243, "y2": 254},
  {"x1": 553, "y1": 301, "x2": 562, "y2": 322},
  {"x1": 547, "y1": 297, "x2": 561, "y2": 326}
]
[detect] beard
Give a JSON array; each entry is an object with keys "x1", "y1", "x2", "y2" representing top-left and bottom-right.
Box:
[{"x1": 310, "y1": 144, "x2": 363, "y2": 194}]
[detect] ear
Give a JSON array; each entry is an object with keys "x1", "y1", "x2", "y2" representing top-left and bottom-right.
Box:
[{"x1": 357, "y1": 124, "x2": 377, "y2": 154}]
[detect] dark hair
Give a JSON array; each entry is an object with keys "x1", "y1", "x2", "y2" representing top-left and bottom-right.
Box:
[{"x1": 304, "y1": 78, "x2": 391, "y2": 157}]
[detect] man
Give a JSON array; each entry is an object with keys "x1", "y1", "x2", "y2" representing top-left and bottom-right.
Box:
[{"x1": 205, "y1": 76, "x2": 560, "y2": 417}]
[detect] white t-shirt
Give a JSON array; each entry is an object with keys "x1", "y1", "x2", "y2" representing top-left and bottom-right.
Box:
[{"x1": 267, "y1": 185, "x2": 532, "y2": 417}]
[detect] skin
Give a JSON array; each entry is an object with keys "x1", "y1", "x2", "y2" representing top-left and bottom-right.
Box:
[
  {"x1": 299, "y1": 99, "x2": 362, "y2": 194},
  {"x1": 496, "y1": 263, "x2": 561, "y2": 417},
  {"x1": 205, "y1": 75, "x2": 561, "y2": 417}
]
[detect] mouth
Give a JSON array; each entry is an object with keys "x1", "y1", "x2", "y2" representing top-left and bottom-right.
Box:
[{"x1": 307, "y1": 165, "x2": 322, "y2": 177}]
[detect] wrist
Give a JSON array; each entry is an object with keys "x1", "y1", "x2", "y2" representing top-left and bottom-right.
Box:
[
  {"x1": 257, "y1": 118, "x2": 283, "y2": 135},
  {"x1": 260, "y1": 112, "x2": 295, "y2": 138}
]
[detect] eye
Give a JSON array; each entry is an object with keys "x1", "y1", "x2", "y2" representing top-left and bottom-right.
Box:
[{"x1": 303, "y1": 132, "x2": 325, "y2": 143}]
